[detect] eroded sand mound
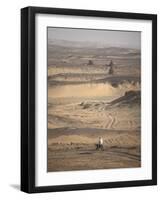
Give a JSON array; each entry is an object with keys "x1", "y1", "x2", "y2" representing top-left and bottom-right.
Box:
[{"x1": 110, "y1": 90, "x2": 141, "y2": 106}]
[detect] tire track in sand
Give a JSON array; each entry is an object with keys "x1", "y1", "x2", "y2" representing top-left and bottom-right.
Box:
[{"x1": 97, "y1": 107, "x2": 118, "y2": 129}]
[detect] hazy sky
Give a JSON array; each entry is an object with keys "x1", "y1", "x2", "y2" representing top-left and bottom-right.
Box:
[{"x1": 48, "y1": 27, "x2": 141, "y2": 49}]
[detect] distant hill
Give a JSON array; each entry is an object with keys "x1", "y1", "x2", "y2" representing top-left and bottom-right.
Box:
[
  {"x1": 48, "y1": 39, "x2": 141, "y2": 51},
  {"x1": 110, "y1": 90, "x2": 141, "y2": 106}
]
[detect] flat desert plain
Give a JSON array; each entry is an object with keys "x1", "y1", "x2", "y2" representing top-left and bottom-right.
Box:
[{"x1": 47, "y1": 39, "x2": 141, "y2": 172}]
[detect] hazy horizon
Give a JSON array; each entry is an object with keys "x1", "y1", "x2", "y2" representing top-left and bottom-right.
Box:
[{"x1": 48, "y1": 27, "x2": 141, "y2": 49}]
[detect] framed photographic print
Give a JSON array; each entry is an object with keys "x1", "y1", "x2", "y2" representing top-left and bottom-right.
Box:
[{"x1": 21, "y1": 6, "x2": 157, "y2": 193}]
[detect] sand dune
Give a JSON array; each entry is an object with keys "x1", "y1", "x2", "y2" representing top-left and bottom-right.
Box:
[
  {"x1": 48, "y1": 89, "x2": 140, "y2": 130},
  {"x1": 47, "y1": 44, "x2": 141, "y2": 172}
]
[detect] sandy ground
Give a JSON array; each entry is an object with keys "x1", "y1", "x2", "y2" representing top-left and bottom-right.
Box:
[
  {"x1": 48, "y1": 128, "x2": 141, "y2": 171},
  {"x1": 48, "y1": 146, "x2": 140, "y2": 172},
  {"x1": 47, "y1": 44, "x2": 141, "y2": 172}
]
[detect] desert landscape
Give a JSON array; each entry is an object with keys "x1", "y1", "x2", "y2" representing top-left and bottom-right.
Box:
[{"x1": 47, "y1": 28, "x2": 141, "y2": 172}]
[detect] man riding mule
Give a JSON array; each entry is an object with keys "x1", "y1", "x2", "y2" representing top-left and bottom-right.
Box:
[{"x1": 96, "y1": 137, "x2": 104, "y2": 150}]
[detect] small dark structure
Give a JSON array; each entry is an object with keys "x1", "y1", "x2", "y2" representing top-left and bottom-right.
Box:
[
  {"x1": 87, "y1": 60, "x2": 94, "y2": 65},
  {"x1": 109, "y1": 66, "x2": 114, "y2": 75},
  {"x1": 108, "y1": 60, "x2": 114, "y2": 75},
  {"x1": 109, "y1": 60, "x2": 114, "y2": 67}
]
